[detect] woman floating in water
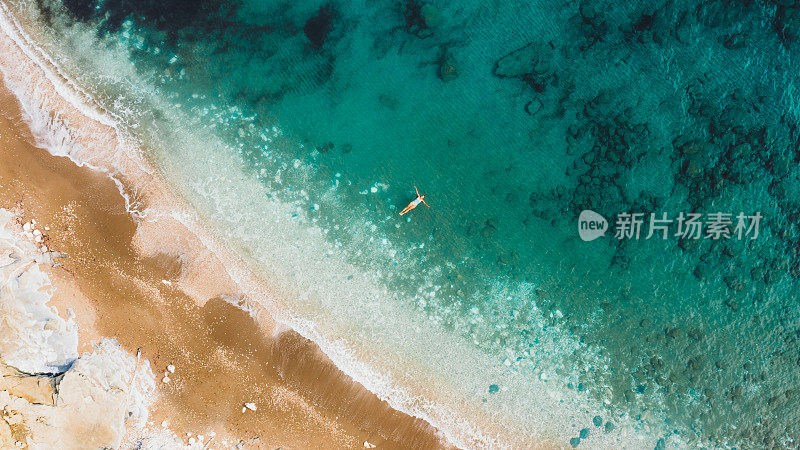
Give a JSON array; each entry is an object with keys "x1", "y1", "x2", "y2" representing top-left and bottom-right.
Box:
[{"x1": 399, "y1": 186, "x2": 429, "y2": 216}]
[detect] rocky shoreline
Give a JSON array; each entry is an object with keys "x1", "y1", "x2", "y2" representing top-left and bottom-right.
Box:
[{"x1": 0, "y1": 209, "x2": 156, "y2": 448}]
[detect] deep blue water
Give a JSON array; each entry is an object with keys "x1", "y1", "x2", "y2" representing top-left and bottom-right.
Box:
[{"x1": 19, "y1": 0, "x2": 800, "y2": 447}]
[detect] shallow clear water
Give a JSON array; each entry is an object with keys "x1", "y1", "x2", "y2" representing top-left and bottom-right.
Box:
[{"x1": 12, "y1": 0, "x2": 800, "y2": 447}]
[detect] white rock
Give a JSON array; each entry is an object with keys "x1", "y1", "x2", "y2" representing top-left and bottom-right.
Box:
[
  {"x1": 29, "y1": 339, "x2": 157, "y2": 447},
  {"x1": 162, "y1": 376, "x2": 170, "y2": 383},
  {"x1": 167, "y1": 364, "x2": 175, "y2": 373},
  {"x1": 244, "y1": 402, "x2": 257, "y2": 411},
  {"x1": 23, "y1": 222, "x2": 31, "y2": 231},
  {"x1": 364, "y1": 441, "x2": 376, "y2": 448},
  {"x1": 0, "y1": 211, "x2": 78, "y2": 373}
]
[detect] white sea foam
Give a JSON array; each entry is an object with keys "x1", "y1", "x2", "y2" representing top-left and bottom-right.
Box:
[{"x1": 0, "y1": 2, "x2": 670, "y2": 447}]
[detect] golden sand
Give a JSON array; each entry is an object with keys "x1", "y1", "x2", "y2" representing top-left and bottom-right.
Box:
[{"x1": 0, "y1": 80, "x2": 451, "y2": 448}]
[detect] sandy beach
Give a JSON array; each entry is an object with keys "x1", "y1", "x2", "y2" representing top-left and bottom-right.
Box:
[{"x1": 0, "y1": 79, "x2": 450, "y2": 448}]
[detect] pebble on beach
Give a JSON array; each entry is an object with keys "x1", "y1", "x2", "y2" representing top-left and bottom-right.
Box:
[{"x1": 244, "y1": 402, "x2": 257, "y2": 411}]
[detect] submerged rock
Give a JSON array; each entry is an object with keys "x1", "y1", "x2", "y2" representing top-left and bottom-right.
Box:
[
  {"x1": 493, "y1": 42, "x2": 554, "y2": 86},
  {"x1": 304, "y1": 5, "x2": 335, "y2": 49},
  {"x1": 775, "y1": 5, "x2": 800, "y2": 43},
  {"x1": 770, "y1": 154, "x2": 791, "y2": 177},
  {"x1": 420, "y1": 3, "x2": 441, "y2": 28},
  {"x1": 724, "y1": 276, "x2": 744, "y2": 291},
  {"x1": 579, "y1": 3, "x2": 596, "y2": 21},
  {"x1": 724, "y1": 298, "x2": 739, "y2": 311},
  {"x1": 693, "y1": 262, "x2": 709, "y2": 280},
  {"x1": 403, "y1": 0, "x2": 438, "y2": 36},
  {"x1": 723, "y1": 32, "x2": 748, "y2": 50},
  {"x1": 525, "y1": 99, "x2": 543, "y2": 116},
  {"x1": 439, "y1": 58, "x2": 459, "y2": 82}
]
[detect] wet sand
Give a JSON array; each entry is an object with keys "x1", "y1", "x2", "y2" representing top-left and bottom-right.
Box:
[{"x1": 0, "y1": 81, "x2": 450, "y2": 448}]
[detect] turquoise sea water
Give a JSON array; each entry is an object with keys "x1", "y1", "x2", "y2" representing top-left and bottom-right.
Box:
[{"x1": 11, "y1": 0, "x2": 800, "y2": 447}]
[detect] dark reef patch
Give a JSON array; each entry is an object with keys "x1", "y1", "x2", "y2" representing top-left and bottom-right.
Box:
[
  {"x1": 48, "y1": 0, "x2": 238, "y2": 35},
  {"x1": 304, "y1": 4, "x2": 335, "y2": 49}
]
